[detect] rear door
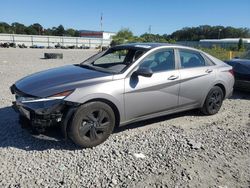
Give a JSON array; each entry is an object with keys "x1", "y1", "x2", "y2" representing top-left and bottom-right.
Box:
[
  {"x1": 177, "y1": 49, "x2": 216, "y2": 107},
  {"x1": 124, "y1": 48, "x2": 180, "y2": 120}
]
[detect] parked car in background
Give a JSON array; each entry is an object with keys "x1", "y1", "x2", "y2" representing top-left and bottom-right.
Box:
[
  {"x1": 11, "y1": 43, "x2": 234, "y2": 148},
  {"x1": 225, "y1": 51, "x2": 250, "y2": 91}
]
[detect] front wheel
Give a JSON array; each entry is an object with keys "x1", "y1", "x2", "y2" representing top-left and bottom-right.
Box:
[
  {"x1": 69, "y1": 101, "x2": 115, "y2": 148},
  {"x1": 201, "y1": 86, "x2": 224, "y2": 115}
]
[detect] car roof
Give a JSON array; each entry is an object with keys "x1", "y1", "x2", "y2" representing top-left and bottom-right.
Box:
[{"x1": 114, "y1": 42, "x2": 196, "y2": 51}]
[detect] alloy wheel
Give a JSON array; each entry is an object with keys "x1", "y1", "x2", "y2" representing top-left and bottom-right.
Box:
[
  {"x1": 207, "y1": 90, "x2": 222, "y2": 113},
  {"x1": 79, "y1": 109, "x2": 110, "y2": 141}
]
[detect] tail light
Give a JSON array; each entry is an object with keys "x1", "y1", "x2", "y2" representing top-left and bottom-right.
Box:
[{"x1": 228, "y1": 69, "x2": 234, "y2": 76}]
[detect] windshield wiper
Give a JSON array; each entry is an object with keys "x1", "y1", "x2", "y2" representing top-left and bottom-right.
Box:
[
  {"x1": 78, "y1": 64, "x2": 96, "y2": 70},
  {"x1": 78, "y1": 64, "x2": 115, "y2": 74}
]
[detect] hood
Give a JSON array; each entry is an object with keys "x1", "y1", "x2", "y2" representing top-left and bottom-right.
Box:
[{"x1": 15, "y1": 65, "x2": 112, "y2": 97}]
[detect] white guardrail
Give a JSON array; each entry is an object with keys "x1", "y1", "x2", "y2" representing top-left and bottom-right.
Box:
[{"x1": 0, "y1": 33, "x2": 111, "y2": 48}]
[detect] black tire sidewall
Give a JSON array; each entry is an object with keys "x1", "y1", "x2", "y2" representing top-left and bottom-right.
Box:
[
  {"x1": 204, "y1": 86, "x2": 223, "y2": 115},
  {"x1": 69, "y1": 102, "x2": 115, "y2": 148},
  {"x1": 44, "y1": 53, "x2": 63, "y2": 59}
]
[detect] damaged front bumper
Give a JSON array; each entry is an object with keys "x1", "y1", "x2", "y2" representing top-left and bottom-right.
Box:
[{"x1": 10, "y1": 85, "x2": 78, "y2": 135}]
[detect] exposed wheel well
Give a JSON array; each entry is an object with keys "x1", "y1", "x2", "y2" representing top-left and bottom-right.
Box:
[
  {"x1": 85, "y1": 98, "x2": 120, "y2": 127},
  {"x1": 214, "y1": 83, "x2": 226, "y2": 98}
]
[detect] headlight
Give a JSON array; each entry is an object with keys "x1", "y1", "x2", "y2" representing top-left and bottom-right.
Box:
[
  {"x1": 16, "y1": 96, "x2": 39, "y2": 103},
  {"x1": 17, "y1": 90, "x2": 74, "y2": 103},
  {"x1": 49, "y1": 90, "x2": 74, "y2": 99}
]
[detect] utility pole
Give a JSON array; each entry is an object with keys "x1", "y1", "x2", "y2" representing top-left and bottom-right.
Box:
[
  {"x1": 100, "y1": 12, "x2": 103, "y2": 50},
  {"x1": 100, "y1": 12, "x2": 103, "y2": 32},
  {"x1": 218, "y1": 29, "x2": 222, "y2": 39},
  {"x1": 148, "y1": 25, "x2": 152, "y2": 34}
]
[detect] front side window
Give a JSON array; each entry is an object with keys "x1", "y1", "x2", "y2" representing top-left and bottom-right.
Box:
[
  {"x1": 179, "y1": 50, "x2": 206, "y2": 68},
  {"x1": 139, "y1": 49, "x2": 175, "y2": 73}
]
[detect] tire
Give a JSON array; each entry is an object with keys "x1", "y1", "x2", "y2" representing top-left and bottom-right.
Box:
[
  {"x1": 69, "y1": 102, "x2": 115, "y2": 148},
  {"x1": 201, "y1": 86, "x2": 224, "y2": 115},
  {"x1": 44, "y1": 53, "x2": 63, "y2": 59}
]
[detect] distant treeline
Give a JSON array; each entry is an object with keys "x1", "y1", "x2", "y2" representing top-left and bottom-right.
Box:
[
  {"x1": 0, "y1": 22, "x2": 249, "y2": 41},
  {"x1": 0, "y1": 22, "x2": 80, "y2": 37},
  {"x1": 168, "y1": 25, "x2": 250, "y2": 41}
]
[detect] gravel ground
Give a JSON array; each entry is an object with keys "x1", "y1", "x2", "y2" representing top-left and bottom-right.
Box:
[{"x1": 0, "y1": 48, "x2": 249, "y2": 188}]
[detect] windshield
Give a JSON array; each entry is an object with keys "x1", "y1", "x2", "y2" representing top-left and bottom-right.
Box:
[{"x1": 80, "y1": 47, "x2": 148, "y2": 73}]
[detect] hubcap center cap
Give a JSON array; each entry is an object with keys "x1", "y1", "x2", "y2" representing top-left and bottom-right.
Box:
[{"x1": 93, "y1": 122, "x2": 98, "y2": 127}]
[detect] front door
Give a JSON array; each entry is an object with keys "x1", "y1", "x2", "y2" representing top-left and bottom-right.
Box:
[{"x1": 124, "y1": 48, "x2": 180, "y2": 121}]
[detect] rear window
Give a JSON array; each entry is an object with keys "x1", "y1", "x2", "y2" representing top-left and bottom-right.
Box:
[{"x1": 179, "y1": 50, "x2": 206, "y2": 68}]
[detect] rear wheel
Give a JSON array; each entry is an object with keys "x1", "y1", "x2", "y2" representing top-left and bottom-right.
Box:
[
  {"x1": 69, "y1": 101, "x2": 115, "y2": 148},
  {"x1": 201, "y1": 86, "x2": 224, "y2": 115}
]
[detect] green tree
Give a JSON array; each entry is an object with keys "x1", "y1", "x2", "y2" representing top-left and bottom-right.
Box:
[
  {"x1": 0, "y1": 22, "x2": 12, "y2": 33},
  {"x1": 140, "y1": 33, "x2": 168, "y2": 42},
  {"x1": 168, "y1": 25, "x2": 250, "y2": 41},
  {"x1": 74, "y1": 30, "x2": 80, "y2": 37},
  {"x1": 56, "y1": 25, "x2": 65, "y2": 36},
  {"x1": 111, "y1": 28, "x2": 134, "y2": 46},
  {"x1": 24, "y1": 26, "x2": 38, "y2": 35},
  {"x1": 51, "y1": 27, "x2": 58, "y2": 36},
  {"x1": 238, "y1": 38, "x2": 244, "y2": 51},
  {"x1": 0, "y1": 26, "x2": 6, "y2": 33},
  {"x1": 11, "y1": 22, "x2": 26, "y2": 34},
  {"x1": 31, "y1": 23, "x2": 43, "y2": 35},
  {"x1": 65, "y1": 28, "x2": 75, "y2": 37},
  {"x1": 44, "y1": 28, "x2": 53, "y2": 36}
]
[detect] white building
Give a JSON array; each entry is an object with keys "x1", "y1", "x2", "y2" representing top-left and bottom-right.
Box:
[
  {"x1": 200, "y1": 38, "x2": 250, "y2": 43},
  {"x1": 79, "y1": 30, "x2": 116, "y2": 40}
]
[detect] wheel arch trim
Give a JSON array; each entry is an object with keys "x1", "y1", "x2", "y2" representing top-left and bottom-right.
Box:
[
  {"x1": 76, "y1": 93, "x2": 123, "y2": 124},
  {"x1": 200, "y1": 81, "x2": 227, "y2": 107}
]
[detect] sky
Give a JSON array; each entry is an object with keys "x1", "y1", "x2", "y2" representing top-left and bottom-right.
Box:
[{"x1": 1, "y1": 0, "x2": 250, "y2": 35}]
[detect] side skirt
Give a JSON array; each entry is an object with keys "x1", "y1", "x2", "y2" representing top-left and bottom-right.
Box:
[{"x1": 119, "y1": 104, "x2": 199, "y2": 127}]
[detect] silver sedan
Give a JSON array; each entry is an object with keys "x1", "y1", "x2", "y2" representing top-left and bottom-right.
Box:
[{"x1": 11, "y1": 43, "x2": 234, "y2": 148}]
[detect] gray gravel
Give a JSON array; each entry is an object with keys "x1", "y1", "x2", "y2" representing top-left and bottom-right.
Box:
[{"x1": 0, "y1": 48, "x2": 249, "y2": 187}]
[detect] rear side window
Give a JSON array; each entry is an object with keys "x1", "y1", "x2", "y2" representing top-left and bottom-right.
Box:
[
  {"x1": 179, "y1": 50, "x2": 206, "y2": 68},
  {"x1": 201, "y1": 54, "x2": 215, "y2": 66}
]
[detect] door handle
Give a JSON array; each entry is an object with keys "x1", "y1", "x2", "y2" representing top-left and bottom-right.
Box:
[
  {"x1": 168, "y1": 75, "x2": 179, "y2": 80},
  {"x1": 205, "y1": 69, "x2": 213, "y2": 73}
]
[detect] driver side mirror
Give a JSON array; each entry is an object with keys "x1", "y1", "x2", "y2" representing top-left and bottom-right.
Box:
[{"x1": 134, "y1": 67, "x2": 153, "y2": 77}]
